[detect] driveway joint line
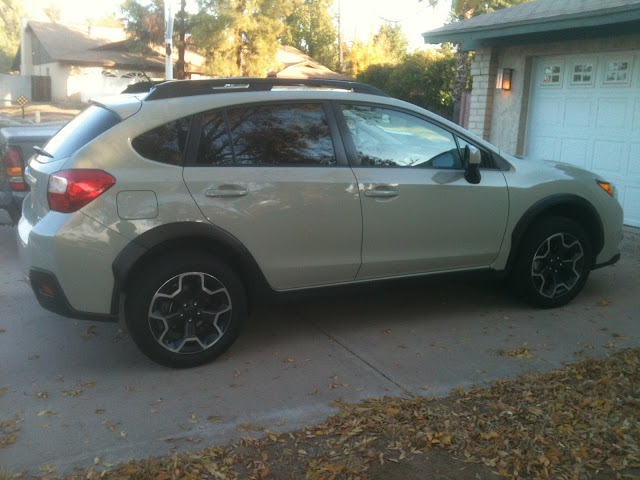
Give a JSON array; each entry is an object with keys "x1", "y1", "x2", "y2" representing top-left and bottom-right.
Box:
[{"x1": 311, "y1": 321, "x2": 414, "y2": 397}]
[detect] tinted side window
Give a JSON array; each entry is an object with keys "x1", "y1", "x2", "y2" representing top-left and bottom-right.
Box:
[
  {"x1": 341, "y1": 105, "x2": 461, "y2": 168},
  {"x1": 132, "y1": 117, "x2": 191, "y2": 166},
  {"x1": 455, "y1": 137, "x2": 495, "y2": 169},
  {"x1": 196, "y1": 112, "x2": 234, "y2": 165},
  {"x1": 225, "y1": 104, "x2": 336, "y2": 166},
  {"x1": 40, "y1": 106, "x2": 120, "y2": 163}
]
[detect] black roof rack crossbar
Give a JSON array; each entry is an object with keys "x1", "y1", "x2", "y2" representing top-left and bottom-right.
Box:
[{"x1": 145, "y1": 77, "x2": 389, "y2": 100}]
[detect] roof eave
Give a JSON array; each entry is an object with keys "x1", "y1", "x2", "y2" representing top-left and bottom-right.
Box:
[
  {"x1": 57, "y1": 58, "x2": 165, "y2": 71},
  {"x1": 422, "y1": 6, "x2": 640, "y2": 48}
]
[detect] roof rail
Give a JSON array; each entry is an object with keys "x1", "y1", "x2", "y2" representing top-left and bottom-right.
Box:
[{"x1": 144, "y1": 77, "x2": 389, "y2": 100}]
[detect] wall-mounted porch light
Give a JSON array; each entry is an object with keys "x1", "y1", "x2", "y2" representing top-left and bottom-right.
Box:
[{"x1": 496, "y1": 68, "x2": 513, "y2": 90}]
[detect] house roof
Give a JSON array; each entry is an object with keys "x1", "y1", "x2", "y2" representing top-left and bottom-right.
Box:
[
  {"x1": 269, "y1": 45, "x2": 353, "y2": 81},
  {"x1": 422, "y1": 0, "x2": 640, "y2": 50},
  {"x1": 24, "y1": 21, "x2": 203, "y2": 73}
]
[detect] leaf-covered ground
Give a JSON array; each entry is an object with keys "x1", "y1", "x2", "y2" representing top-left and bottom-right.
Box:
[{"x1": 5, "y1": 348, "x2": 640, "y2": 480}]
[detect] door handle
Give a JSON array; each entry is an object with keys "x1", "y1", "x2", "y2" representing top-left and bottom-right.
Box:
[
  {"x1": 363, "y1": 185, "x2": 399, "y2": 198},
  {"x1": 205, "y1": 186, "x2": 248, "y2": 198}
]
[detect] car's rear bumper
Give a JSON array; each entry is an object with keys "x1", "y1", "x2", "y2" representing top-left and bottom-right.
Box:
[
  {"x1": 18, "y1": 210, "x2": 130, "y2": 317},
  {"x1": 29, "y1": 268, "x2": 118, "y2": 322}
]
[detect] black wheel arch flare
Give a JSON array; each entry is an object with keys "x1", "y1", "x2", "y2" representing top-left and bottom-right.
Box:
[
  {"x1": 505, "y1": 194, "x2": 604, "y2": 274},
  {"x1": 110, "y1": 222, "x2": 272, "y2": 315}
]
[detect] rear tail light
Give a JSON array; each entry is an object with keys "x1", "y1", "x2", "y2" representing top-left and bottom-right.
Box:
[
  {"x1": 48, "y1": 169, "x2": 115, "y2": 213},
  {"x1": 5, "y1": 146, "x2": 27, "y2": 191}
]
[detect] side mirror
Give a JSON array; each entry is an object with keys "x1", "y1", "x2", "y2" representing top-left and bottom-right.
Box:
[{"x1": 464, "y1": 145, "x2": 481, "y2": 184}]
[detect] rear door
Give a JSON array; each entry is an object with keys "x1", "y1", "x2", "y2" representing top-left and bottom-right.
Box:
[
  {"x1": 336, "y1": 103, "x2": 509, "y2": 279},
  {"x1": 183, "y1": 102, "x2": 362, "y2": 290}
]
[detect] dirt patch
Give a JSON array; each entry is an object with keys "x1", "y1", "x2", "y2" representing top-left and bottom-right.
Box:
[{"x1": 0, "y1": 103, "x2": 80, "y2": 127}]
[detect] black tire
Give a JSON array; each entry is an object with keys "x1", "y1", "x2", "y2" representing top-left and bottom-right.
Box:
[
  {"x1": 512, "y1": 216, "x2": 592, "y2": 308},
  {"x1": 125, "y1": 252, "x2": 247, "y2": 368}
]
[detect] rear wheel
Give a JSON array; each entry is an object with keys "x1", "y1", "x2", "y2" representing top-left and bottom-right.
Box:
[
  {"x1": 512, "y1": 217, "x2": 592, "y2": 308},
  {"x1": 125, "y1": 252, "x2": 246, "y2": 367}
]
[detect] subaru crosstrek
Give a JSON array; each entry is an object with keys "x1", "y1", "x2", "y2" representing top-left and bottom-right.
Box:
[{"x1": 18, "y1": 78, "x2": 623, "y2": 367}]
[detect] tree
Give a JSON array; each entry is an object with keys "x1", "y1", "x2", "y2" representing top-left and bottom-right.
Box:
[
  {"x1": 193, "y1": 0, "x2": 295, "y2": 77},
  {"x1": 121, "y1": 0, "x2": 165, "y2": 52},
  {"x1": 357, "y1": 47, "x2": 456, "y2": 118},
  {"x1": 344, "y1": 23, "x2": 409, "y2": 77},
  {"x1": 282, "y1": 0, "x2": 338, "y2": 70},
  {"x1": 373, "y1": 24, "x2": 408, "y2": 61},
  {"x1": 120, "y1": 0, "x2": 193, "y2": 79},
  {"x1": 0, "y1": 0, "x2": 23, "y2": 73},
  {"x1": 90, "y1": 14, "x2": 124, "y2": 28}
]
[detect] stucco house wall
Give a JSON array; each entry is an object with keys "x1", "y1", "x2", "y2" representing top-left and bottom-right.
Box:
[{"x1": 469, "y1": 33, "x2": 640, "y2": 156}]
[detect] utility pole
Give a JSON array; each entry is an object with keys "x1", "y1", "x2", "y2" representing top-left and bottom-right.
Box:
[
  {"x1": 337, "y1": 0, "x2": 343, "y2": 72},
  {"x1": 165, "y1": 0, "x2": 174, "y2": 80}
]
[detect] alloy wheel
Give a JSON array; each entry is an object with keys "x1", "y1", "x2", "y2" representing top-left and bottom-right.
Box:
[
  {"x1": 147, "y1": 272, "x2": 232, "y2": 354},
  {"x1": 531, "y1": 232, "x2": 584, "y2": 299}
]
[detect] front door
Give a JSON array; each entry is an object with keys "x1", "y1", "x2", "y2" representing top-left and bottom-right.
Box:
[{"x1": 337, "y1": 103, "x2": 509, "y2": 280}]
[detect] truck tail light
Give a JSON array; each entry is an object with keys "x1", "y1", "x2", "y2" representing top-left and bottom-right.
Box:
[
  {"x1": 5, "y1": 146, "x2": 27, "y2": 191},
  {"x1": 48, "y1": 169, "x2": 115, "y2": 213}
]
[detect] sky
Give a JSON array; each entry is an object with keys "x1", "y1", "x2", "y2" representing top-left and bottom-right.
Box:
[{"x1": 23, "y1": 0, "x2": 451, "y2": 50}]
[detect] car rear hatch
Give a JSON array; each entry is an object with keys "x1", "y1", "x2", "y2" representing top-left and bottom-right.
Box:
[{"x1": 23, "y1": 96, "x2": 142, "y2": 223}]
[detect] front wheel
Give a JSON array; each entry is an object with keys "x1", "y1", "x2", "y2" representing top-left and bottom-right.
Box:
[
  {"x1": 125, "y1": 252, "x2": 247, "y2": 368},
  {"x1": 512, "y1": 217, "x2": 592, "y2": 308}
]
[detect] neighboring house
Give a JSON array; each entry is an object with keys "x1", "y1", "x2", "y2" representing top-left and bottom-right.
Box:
[
  {"x1": 269, "y1": 45, "x2": 352, "y2": 81},
  {"x1": 422, "y1": 0, "x2": 640, "y2": 227},
  {"x1": 14, "y1": 20, "x2": 205, "y2": 103},
  {"x1": 11, "y1": 22, "x2": 348, "y2": 104}
]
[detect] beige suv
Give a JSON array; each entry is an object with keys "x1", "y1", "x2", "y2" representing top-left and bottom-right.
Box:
[{"x1": 18, "y1": 78, "x2": 623, "y2": 367}]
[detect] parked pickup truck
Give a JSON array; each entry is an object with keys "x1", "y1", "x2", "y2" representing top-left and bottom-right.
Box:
[{"x1": 0, "y1": 125, "x2": 61, "y2": 225}]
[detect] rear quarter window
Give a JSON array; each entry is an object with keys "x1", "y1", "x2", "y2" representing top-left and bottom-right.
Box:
[
  {"x1": 39, "y1": 106, "x2": 120, "y2": 163},
  {"x1": 132, "y1": 117, "x2": 192, "y2": 166}
]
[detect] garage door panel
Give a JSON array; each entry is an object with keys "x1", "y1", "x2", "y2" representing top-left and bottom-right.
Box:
[
  {"x1": 623, "y1": 187, "x2": 640, "y2": 227},
  {"x1": 528, "y1": 51, "x2": 640, "y2": 226},
  {"x1": 595, "y1": 98, "x2": 628, "y2": 129},
  {"x1": 564, "y1": 98, "x2": 593, "y2": 128},
  {"x1": 528, "y1": 135, "x2": 558, "y2": 160},
  {"x1": 593, "y1": 140, "x2": 625, "y2": 174},
  {"x1": 560, "y1": 138, "x2": 590, "y2": 169},
  {"x1": 530, "y1": 97, "x2": 564, "y2": 130},
  {"x1": 629, "y1": 143, "x2": 640, "y2": 176}
]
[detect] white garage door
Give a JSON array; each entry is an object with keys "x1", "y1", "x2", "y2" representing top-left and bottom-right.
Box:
[{"x1": 526, "y1": 51, "x2": 640, "y2": 227}]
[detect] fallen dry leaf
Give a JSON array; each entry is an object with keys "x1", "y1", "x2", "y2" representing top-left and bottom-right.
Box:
[
  {"x1": 62, "y1": 389, "x2": 83, "y2": 397},
  {"x1": 497, "y1": 346, "x2": 535, "y2": 358},
  {"x1": 81, "y1": 326, "x2": 96, "y2": 339}
]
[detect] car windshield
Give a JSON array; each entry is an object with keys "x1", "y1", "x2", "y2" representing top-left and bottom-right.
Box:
[{"x1": 38, "y1": 106, "x2": 120, "y2": 163}]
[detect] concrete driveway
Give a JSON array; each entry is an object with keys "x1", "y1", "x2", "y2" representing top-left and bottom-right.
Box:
[{"x1": 1, "y1": 224, "x2": 638, "y2": 476}]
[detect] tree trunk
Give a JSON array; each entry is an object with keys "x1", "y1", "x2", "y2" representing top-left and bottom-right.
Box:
[
  {"x1": 452, "y1": 45, "x2": 471, "y2": 124},
  {"x1": 175, "y1": 0, "x2": 187, "y2": 79}
]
